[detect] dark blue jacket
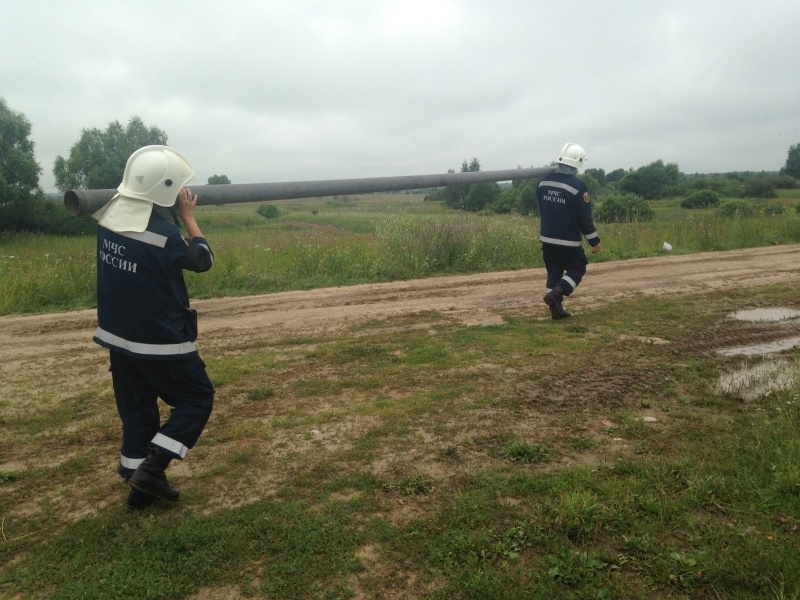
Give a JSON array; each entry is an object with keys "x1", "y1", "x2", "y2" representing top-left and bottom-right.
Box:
[
  {"x1": 537, "y1": 172, "x2": 600, "y2": 248},
  {"x1": 94, "y1": 210, "x2": 214, "y2": 359}
]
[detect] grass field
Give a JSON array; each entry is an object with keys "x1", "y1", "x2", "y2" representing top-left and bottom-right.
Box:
[
  {"x1": 1, "y1": 193, "x2": 800, "y2": 598},
  {"x1": 1, "y1": 191, "x2": 800, "y2": 316}
]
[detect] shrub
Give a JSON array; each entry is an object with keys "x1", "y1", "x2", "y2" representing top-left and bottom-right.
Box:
[
  {"x1": 772, "y1": 175, "x2": 799, "y2": 189},
  {"x1": 491, "y1": 188, "x2": 521, "y2": 214},
  {"x1": 763, "y1": 203, "x2": 785, "y2": 216},
  {"x1": 718, "y1": 199, "x2": 757, "y2": 218},
  {"x1": 0, "y1": 196, "x2": 95, "y2": 235},
  {"x1": 685, "y1": 176, "x2": 744, "y2": 198},
  {"x1": 681, "y1": 190, "x2": 721, "y2": 209},
  {"x1": 744, "y1": 179, "x2": 777, "y2": 198},
  {"x1": 257, "y1": 204, "x2": 280, "y2": 219},
  {"x1": 594, "y1": 193, "x2": 654, "y2": 223}
]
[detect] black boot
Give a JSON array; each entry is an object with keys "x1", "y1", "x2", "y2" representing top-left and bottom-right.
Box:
[
  {"x1": 125, "y1": 482, "x2": 157, "y2": 511},
  {"x1": 543, "y1": 286, "x2": 572, "y2": 320},
  {"x1": 129, "y1": 446, "x2": 180, "y2": 501}
]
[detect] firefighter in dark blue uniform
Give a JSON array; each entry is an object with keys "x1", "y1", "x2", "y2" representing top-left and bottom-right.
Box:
[
  {"x1": 92, "y1": 145, "x2": 215, "y2": 510},
  {"x1": 537, "y1": 143, "x2": 601, "y2": 319}
]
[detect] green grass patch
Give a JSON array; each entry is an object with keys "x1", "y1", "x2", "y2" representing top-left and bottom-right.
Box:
[
  {"x1": 4, "y1": 193, "x2": 800, "y2": 315},
  {"x1": 4, "y1": 213, "x2": 800, "y2": 597}
]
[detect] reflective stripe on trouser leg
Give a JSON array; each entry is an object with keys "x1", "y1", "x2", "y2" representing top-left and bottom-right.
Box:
[
  {"x1": 152, "y1": 433, "x2": 189, "y2": 459},
  {"x1": 120, "y1": 455, "x2": 145, "y2": 471},
  {"x1": 153, "y1": 356, "x2": 214, "y2": 458},
  {"x1": 109, "y1": 351, "x2": 214, "y2": 467},
  {"x1": 542, "y1": 244, "x2": 587, "y2": 297},
  {"x1": 557, "y1": 275, "x2": 578, "y2": 294},
  {"x1": 110, "y1": 351, "x2": 161, "y2": 478}
]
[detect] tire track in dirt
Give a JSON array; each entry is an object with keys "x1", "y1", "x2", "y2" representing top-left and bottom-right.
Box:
[{"x1": 672, "y1": 321, "x2": 800, "y2": 357}]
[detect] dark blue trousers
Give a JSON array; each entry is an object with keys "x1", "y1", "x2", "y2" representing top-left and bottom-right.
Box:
[
  {"x1": 542, "y1": 243, "x2": 588, "y2": 296},
  {"x1": 109, "y1": 350, "x2": 214, "y2": 479}
]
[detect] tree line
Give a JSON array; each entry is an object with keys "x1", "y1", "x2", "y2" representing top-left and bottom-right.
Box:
[
  {"x1": 0, "y1": 99, "x2": 231, "y2": 234},
  {"x1": 2, "y1": 96, "x2": 800, "y2": 234},
  {"x1": 427, "y1": 155, "x2": 800, "y2": 218}
]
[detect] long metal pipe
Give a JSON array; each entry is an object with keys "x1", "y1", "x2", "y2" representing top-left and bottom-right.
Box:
[{"x1": 64, "y1": 166, "x2": 555, "y2": 216}]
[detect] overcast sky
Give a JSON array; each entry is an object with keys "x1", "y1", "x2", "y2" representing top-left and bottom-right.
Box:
[{"x1": 2, "y1": 0, "x2": 799, "y2": 193}]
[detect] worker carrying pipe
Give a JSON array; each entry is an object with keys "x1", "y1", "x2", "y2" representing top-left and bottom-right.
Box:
[{"x1": 64, "y1": 164, "x2": 557, "y2": 217}]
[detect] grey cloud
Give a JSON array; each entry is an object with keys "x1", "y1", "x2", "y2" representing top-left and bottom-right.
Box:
[{"x1": 1, "y1": 0, "x2": 798, "y2": 192}]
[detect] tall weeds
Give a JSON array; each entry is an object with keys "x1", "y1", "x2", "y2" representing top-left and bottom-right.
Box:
[{"x1": 2, "y1": 198, "x2": 800, "y2": 315}]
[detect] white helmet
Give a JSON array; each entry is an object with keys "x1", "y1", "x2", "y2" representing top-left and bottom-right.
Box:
[
  {"x1": 557, "y1": 143, "x2": 588, "y2": 171},
  {"x1": 117, "y1": 145, "x2": 194, "y2": 207}
]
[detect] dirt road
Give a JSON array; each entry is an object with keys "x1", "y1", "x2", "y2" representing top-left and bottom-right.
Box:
[
  {"x1": 3, "y1": 243, "x2": 800, "y2": 532},
  {"x1": 2, "y1": 244, "x2": 800, "y2": 366}
]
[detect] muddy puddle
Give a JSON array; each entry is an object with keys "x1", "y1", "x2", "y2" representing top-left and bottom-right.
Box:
[
  {"x1": 717, "y1": 358, "x2": 800, "y2": 400},
  {"x1": 717, "y1": 307, "x2": 800, "y2": 399},
  {"x1": 728, "y1": 307, "x2": 800, "y2": 322},
  {"x1": 719, "y1": 307, "x2": 800, "y2": 357},
  {"x1": 717, "y1": 337, "x2": 800, "y2": 357}
]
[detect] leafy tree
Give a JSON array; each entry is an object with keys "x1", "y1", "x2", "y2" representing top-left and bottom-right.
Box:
[
  {"x1": 579, "y1": 173, "x2": 602, "y2": 198},
  {"x1": 782, "y1": 144, "x2": 800, "y2": 179},
  {"x1": 0, "y1": 98, "x2": 42, "y2": 206},
  {"x1": 513, "y1": 178, "x2": 539, "y2": 216},
  {"x1": 0, "y1": 100, "x2": 94, "y2": 234},
  {"x1": 462, "y1": 157, "x2": 481, "y2": 173},
  {"x1": 618, "y1": 160, "x2": 682, "y2": 199},
  {"x1": 606, "y1": 168, "x2": 626, "y2": 184},
  {"x1": 434, "y1": 158, "x2": 482, "y2": 209},
  {"x1": 53, "y1": 116, "x2": 167, "y2": 192},
  {"x1": 0, "y1": 98, "x2": 43, "y2": 230},
  {"x1": 437, "y1": 179, "x2": 466, "y2": 207},
  {"x1": 618, "y1": 161, "x2": 680, "y2": 199},
  {"x1": 584, "y1": 168, "x2": 606, "y2": 186},
  {"x1": 208, "y1": 174, "x2": 231, "y2": 185},
  {"x1": 595, "y1": 193, "x2": 654, "y2": 223},
  {"x1": 463, "y1": 181, "x2": 501, "y2": 212}
]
